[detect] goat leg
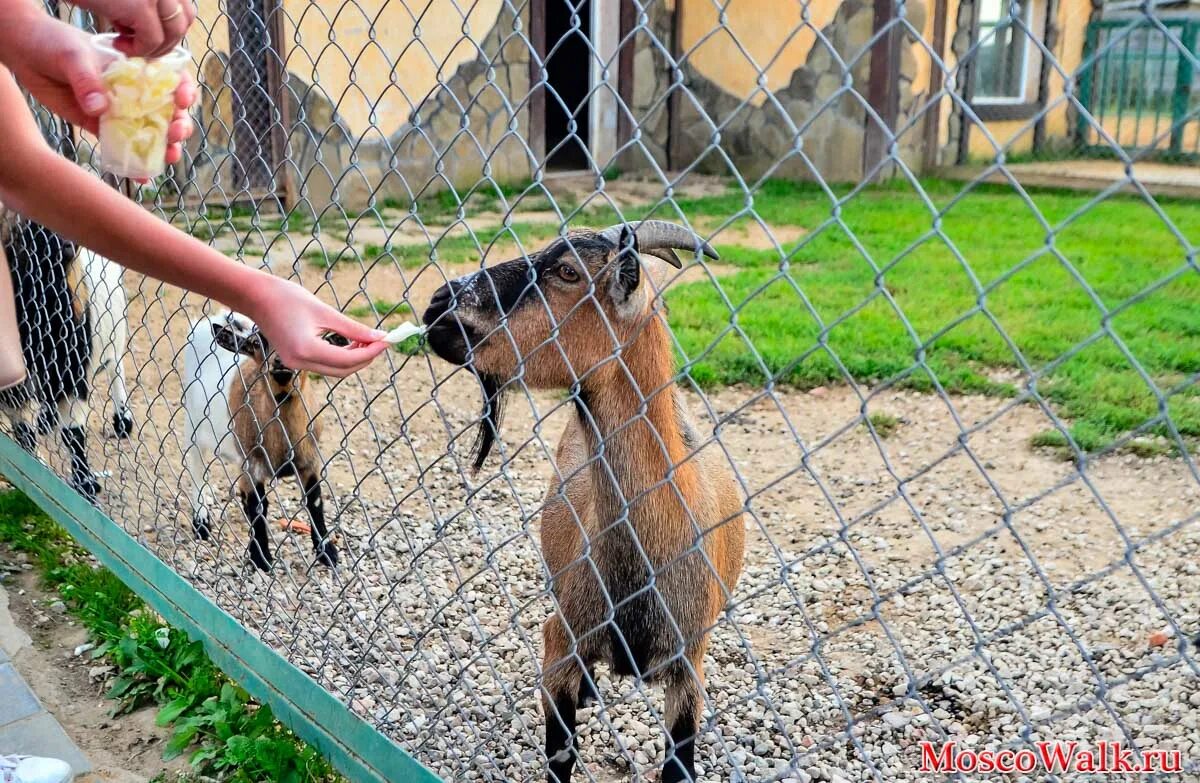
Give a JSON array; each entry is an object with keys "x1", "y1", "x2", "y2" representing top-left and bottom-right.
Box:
[
  {"x1": 61, "y1": 424, "x2": 99, "y2": 502},
  {"x1": 109, "y1": 364, "x2": 132, "y2": 439},
  {"x1": 301, "y1": 472, "x2": 338, "y2": 567},
  {"x1": 185, "y1": 444, "x2": 212, "y2": 540},
  {"x1": 577, "y1": 665, "x2": 598, "y2": 709},
  {"x1": 662, "y1": 657, "x2": 706, "y2": 783},
  {"x1": 242, "y1": 480, "x2": 272, "y2": 571},
  {"x1": 542, "y1": 615, "x2": 582, "y2": 783}
]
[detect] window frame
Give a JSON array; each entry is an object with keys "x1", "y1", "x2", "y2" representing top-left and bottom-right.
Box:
[{"x1": 971, "y1": 0, "x2": 1036, "y2": 106}]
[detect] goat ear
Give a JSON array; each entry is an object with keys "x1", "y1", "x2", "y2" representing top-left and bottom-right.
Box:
[
  {"x1": 611, "y1": 224, "x2": 640, "y2": 301},
  {"x1": 212, "y1": 323, "x2": 260, "y2": 357},
  {"x1": 212, "y1": 322, "x2": 246, "y2": 355}
]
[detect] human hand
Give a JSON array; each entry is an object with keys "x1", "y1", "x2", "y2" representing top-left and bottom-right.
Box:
[
  {"x1": 4, "y1": 16, "x2": 196, "y2": 170},
  {"x1": 78, "y1": 0, "x2": 195, "y2": 57},
  {"x1": 250, "y1": 277, "x2": 390, "y2": 378}
]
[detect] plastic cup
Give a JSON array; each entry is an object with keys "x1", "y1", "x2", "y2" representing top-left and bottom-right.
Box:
[{"x1": 91, "y1": 34, "x2": 190, "y2": 180}]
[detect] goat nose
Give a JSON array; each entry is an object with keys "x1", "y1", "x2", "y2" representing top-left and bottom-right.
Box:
[{"x1": 423, "y1": 281, "x2": 459, "y2": 326}]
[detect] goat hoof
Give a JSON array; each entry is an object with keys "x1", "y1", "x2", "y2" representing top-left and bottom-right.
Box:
[
  {"x1": 70, "y1": 472, "x2": 100, "y2": 503},
  {"x1": 249, "y1": 545, "x2": 273, "y2": 572},
  {"x1": 192, "y1": 511, "x2": 211, "y2": 540},
  {"x1": 315, "y1": 542, "x2": 338, "y2": 568},
  {"x1": 111, "y1": 410, "x2": 134, "y2": 439},
  {"x1": 577, "y1": 675, "x2": 598, "y2": 709}
]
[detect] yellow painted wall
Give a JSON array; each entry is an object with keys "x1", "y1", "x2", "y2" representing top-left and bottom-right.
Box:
[
  {"x1": 280, "y1": 0, "x2": 502, "y2": 137},
  {"x1": 967, "y1": 119, "x2": 1035, "y2": 155},
  {"x1": 1044, "y1": 0, "x2": 1091, "y2": 138},
  {"x1": 187, "y1": 0, "x2": 503, "y2": 138},
  {"x1": 187, "y1": 0, "x2": 228, "y2": 60},
  {"x1": 680, "y1": 0, "x2": 841, "y2": 106}
]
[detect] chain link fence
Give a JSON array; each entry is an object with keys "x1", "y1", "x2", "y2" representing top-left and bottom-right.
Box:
[{"x1": 3, "y1": 0, "x2": 1200, "y2": 781}]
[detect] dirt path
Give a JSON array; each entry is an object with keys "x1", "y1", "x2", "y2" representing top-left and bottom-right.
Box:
[{"x1": 1, "y1": 561, "x2": 179, "y2": 783}]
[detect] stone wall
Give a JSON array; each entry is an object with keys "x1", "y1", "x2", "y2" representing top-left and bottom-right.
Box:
[
  {"x1": 619, "y1": 0, "x2": 928, "y2": 184},
  {"x1": 181, "y1": 2, "x2": 533, "y2": 212},
  {"x1": 181, "y1": 0, "x2": 936, "y2": 210}
]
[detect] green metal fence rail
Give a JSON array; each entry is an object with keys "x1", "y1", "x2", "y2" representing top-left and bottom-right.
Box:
[
  {"x1": 1079, "y1": 16, "x2": 1200, "y2": 159},
  {"x1": 0, "y1": 436, "x2": 440, "y2": 783}
]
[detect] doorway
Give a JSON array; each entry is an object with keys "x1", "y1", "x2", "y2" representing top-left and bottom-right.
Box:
[{"x1": 543, "y1": 0, "x2": 592, "y2": 170}]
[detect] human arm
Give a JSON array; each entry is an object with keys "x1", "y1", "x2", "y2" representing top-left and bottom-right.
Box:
[
  {"x1": 0, "y1": 66, "x2": 388, "y2": 377},
  {"x1": 0, "y1": 0, "x2": 194, "y2": 164}
]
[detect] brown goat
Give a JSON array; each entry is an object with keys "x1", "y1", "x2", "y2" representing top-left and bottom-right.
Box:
[
  {"x1": 422, "y1": 222, "x2": 745, "y2": 783},
  {"x1": 211, "y1": 324, "x2": 338, "y2": 571}
]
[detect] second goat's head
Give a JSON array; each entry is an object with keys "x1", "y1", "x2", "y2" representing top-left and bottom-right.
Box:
[
  {"x1": 212, "y1": 319, "x2": 352, "y2": 390},
  {"x1": 212, "y1": 321, "x2": 294, "y2": 385},
  {"x1": 421, "y1": 220, "x2": 716, "y2": 468},
  {"x1": 422, "y1": 220, "x2": 716, "y2": 385}
]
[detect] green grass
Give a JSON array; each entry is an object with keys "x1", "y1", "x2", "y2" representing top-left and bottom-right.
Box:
[
  {"x1": 0, "y1": 490, "x2": 340, "y2": 783},
  {"x1": 867, "y1": 412, "x2": 902, "y2": 438},
  {"x1": 658, "y1": 179, "x2": 1200, "y2": 453},
  {"x1": 328, "y1": 221, "x2": 566, "y2": 270}
]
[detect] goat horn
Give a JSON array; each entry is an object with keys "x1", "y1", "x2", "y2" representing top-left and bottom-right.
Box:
[{"x1": 601, "y1": 220, "x2": 719, "y2": 267}]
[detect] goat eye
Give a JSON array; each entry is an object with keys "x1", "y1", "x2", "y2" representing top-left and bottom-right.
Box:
[{"x1": 557, "y1": 264, "x2": 579, "y2": 282}]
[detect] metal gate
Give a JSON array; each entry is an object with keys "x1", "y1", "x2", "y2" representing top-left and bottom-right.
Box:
[{"x1": 1079, "y1": 16, "x2": 1200, "y2": 158}]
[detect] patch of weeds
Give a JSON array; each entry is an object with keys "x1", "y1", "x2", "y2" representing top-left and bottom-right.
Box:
[
  {"x1": 0, "y1": 490, "x2": 340, "y2": 783},
  {"x1": 866, "y1": 412, "x2": 902, "y2": 438},
  {"x1": 187, "y1": 222, "x2": 228, "y2": 242},
  {"x1": 392, "y1": 335, "x2": 427, "y2": 356}
]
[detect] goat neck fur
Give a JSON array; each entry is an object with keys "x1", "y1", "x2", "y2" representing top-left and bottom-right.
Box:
[
  {"x1": 543, "y1": 307, "x2": 745, "y2": 667},
  {"x1": 227, "y1": 357, "x2": 319, "y2": 484}
]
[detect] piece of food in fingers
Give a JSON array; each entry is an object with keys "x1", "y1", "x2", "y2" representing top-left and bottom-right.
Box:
[{"x1": 383, "y1": 322, "x2": 425, "y2": 344}]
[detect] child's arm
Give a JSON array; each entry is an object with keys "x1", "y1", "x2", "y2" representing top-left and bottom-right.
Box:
[{"x1": 0, "y1": 66, "x2": 387, "y2": 377}]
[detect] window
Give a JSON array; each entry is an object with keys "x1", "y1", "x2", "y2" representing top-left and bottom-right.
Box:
[{"x1": 973, "y1": 0, "x2": 1031, "y2": 103}]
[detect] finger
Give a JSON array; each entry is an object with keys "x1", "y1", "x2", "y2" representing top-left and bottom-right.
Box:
[
  {"x1": 167, "y1": 116, "x2": 192, "y2": 145},
  {"x1": 299, "y1": 340, "x2": 389, "y2": 372},
  {"x1": 60, "y1": 48, "x2": 110, "y2": 118},
  {"x1": 321, "y1": 312, "x2": 388, "y2": 344},
  {"x1": 133, "y1": 7, "x2": 166, "y2": 56},
  {"x1": 165, "y1": 141, "x2": 182, "y2": 165},
  {"x1": 174, "y1": 72, "x2": 197, "y2": 109},
  {"x1": 182, "y1": 0, "x2": 197, "y2": 32},
  {"x1": 157, "y1": 1, "x2": 189, "y2": 55}
]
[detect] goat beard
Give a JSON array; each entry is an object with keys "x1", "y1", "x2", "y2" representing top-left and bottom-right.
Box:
[{"x1": 469, "y1": 373, "x2": 506, "y2": 472}]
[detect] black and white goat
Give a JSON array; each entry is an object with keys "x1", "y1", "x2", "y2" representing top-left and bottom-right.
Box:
[{"x1": 1, "y1": 222, "x2": 98, "y2": 497}]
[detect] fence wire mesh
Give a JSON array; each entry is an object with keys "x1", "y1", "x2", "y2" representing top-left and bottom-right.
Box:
[{"x1": 3, "y1": 0, "x2": 1200, "y2": 781}]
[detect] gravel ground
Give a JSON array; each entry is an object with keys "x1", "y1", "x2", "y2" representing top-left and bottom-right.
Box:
[{"x1": 11, "y1": 209, "x2": 1200, "y2": 782}]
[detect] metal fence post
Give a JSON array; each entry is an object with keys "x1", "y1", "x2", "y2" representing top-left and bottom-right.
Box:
[
  {"x1": 1171, "y1": 20, "x2": 1197, "y2": 156},
  {"x1": 864, "y1": 0, "x2": 901, "y2": 175}
]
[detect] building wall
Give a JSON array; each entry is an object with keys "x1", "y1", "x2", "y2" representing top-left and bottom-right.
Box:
[
  {"x1": 621, "y1": 0, "x2": 930, "y2": 184},
  {"x1": 183, "y1": 0, "x2": 532, "y2": 209},
  {"x1": 180, "y1": 0, "x2": 1093, "y2": 209},
  {"x1": 954, "y1": 0, "x2": 1093, "y2": 160}
]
